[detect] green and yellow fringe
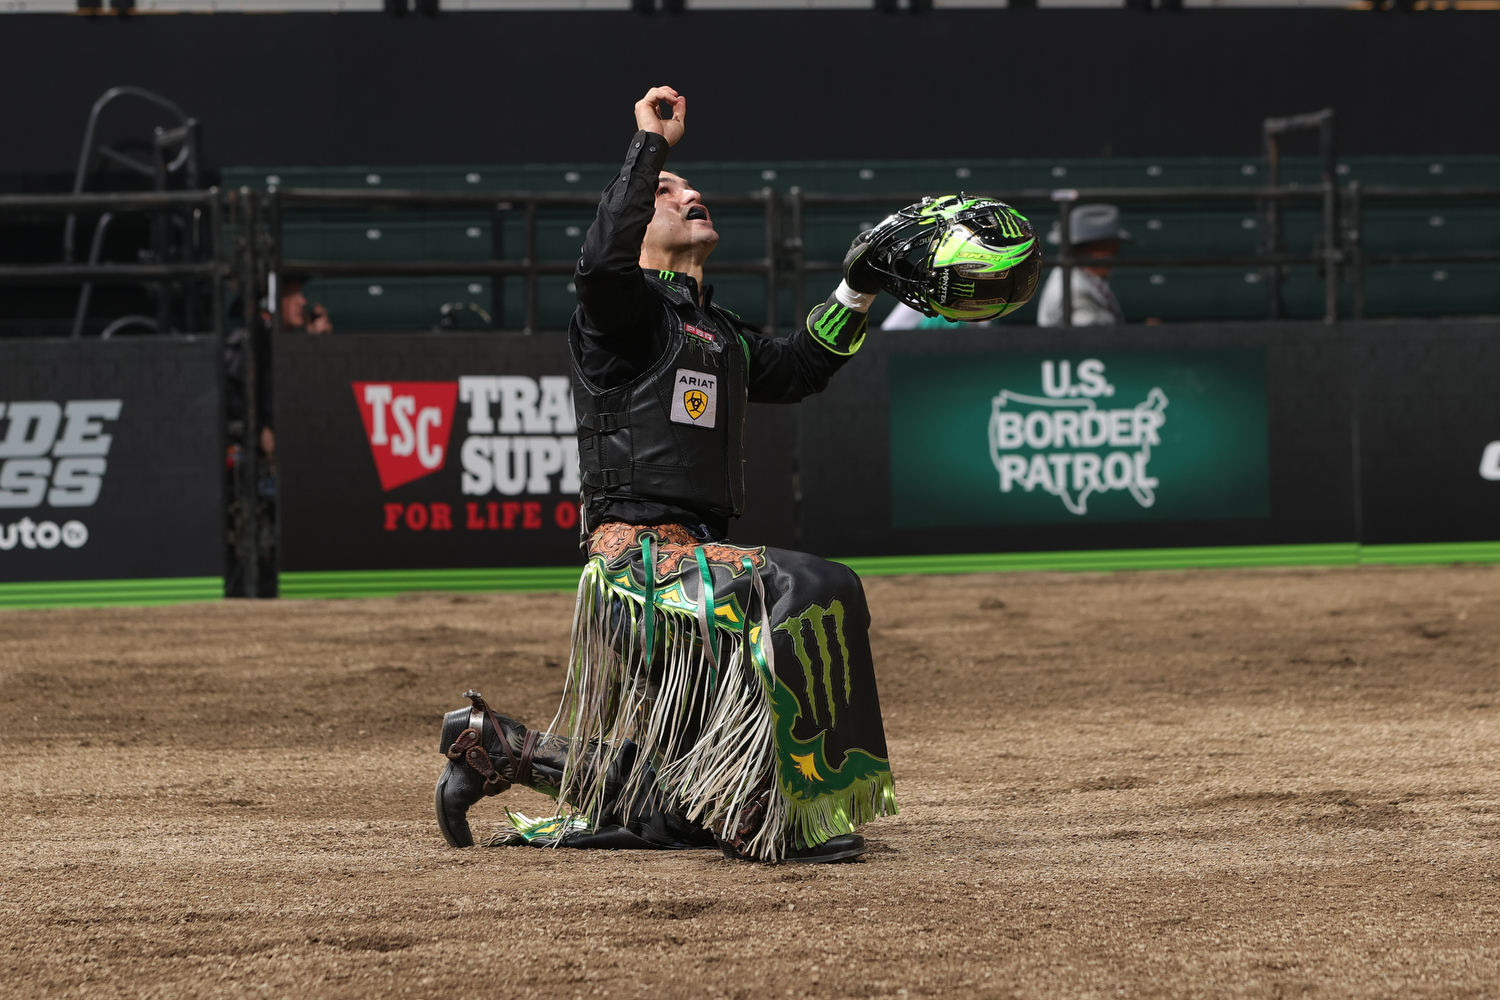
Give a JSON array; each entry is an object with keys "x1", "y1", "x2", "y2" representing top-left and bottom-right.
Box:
[{"x1": 546, "y1": 544, "x2": 894, "y2": 861}]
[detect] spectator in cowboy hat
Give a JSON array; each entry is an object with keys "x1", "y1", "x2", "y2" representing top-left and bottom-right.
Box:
[{"x1": 1037, "y1": 203, "x2": 1130, "y2": 327}]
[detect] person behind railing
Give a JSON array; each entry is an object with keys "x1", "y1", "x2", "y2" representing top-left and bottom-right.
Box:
[
  {"x1": 272, "y1": 275, "x2": 333, "y2": 336},
  {"x1": 1037, "y1": 203, "x2": 1129, "y2": 328},
  {"x1": 240, "y1": 276, "x2": 332, "y2": 464}
]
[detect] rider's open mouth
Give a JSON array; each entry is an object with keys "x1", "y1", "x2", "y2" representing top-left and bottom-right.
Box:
[{"x1": 686, "y1": 206, "x2": 708, "y2": 221}]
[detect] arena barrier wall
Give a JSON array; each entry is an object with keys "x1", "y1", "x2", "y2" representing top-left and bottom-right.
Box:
[
  {"x1": 273, "y1": 332, "x2": 796, "y2": 598},
  {"x1": 0, "y1": 336, "x2": 224, "y2": 608},
  {"x1": 269, "y1": 320, "x2": 1500, "y2": 600}
]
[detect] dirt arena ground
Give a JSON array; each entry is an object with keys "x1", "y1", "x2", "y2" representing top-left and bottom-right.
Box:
[{"x1": 2, "y1": 564, "x2": 1498, "y2": 999}]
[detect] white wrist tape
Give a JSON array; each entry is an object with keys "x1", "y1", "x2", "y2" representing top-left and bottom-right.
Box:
[{"x1": 834, "y1": 280, "x2": 876, "y2": 313}]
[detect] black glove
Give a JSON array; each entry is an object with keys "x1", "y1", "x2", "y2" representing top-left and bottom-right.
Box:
[{"x1": 842, "y1": 231, "x2": 882, "y2": 296}]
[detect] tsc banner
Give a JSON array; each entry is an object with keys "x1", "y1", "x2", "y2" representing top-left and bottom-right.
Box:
[
  {"x1": 277, "y1": 333, "x2": 800, "y2": 577},
  {"x1": 889, "y1": 349, "x2": 1271, "y2": 529},
  {"x1": 0, "y1": 337, "x2": 222, "y2": 585},
  {"x1": 277, "y1": 334, "x2": 585, "y2": 572}
]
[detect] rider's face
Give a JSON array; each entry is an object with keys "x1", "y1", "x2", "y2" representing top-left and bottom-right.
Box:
[{"x1": 643, "y1": 171, "x2": 719, "y2": 260}]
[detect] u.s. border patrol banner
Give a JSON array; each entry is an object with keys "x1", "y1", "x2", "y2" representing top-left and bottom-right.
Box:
[{"x1": 889, "y1": 349, "x2": 1271, "y2": 528}]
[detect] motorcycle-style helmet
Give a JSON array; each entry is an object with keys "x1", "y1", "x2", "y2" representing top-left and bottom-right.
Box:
[{"x1": 863, "y1": 195, "x2": 1042, "y2": 321}]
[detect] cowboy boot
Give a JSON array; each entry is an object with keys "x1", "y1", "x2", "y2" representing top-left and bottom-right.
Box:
[
  {"x1": 434, "y1": 690, "x2": 654, "y2": 848},
  {"x1": 435, "y1": 690, "x2": 560, "y2": 848},
  {"x1": 436, "y1": 690, "x2": 715, "y2": 850}
]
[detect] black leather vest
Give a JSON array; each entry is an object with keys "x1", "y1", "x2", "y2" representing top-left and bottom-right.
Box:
[{"x1": 572, "y1": 274, "x2": 748, "y2": 531}]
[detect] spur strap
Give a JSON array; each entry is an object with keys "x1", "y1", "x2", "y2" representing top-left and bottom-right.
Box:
[
  {"x1": 445, "y1": 727, "x2": 509, "y2": 795},
  {"x1": 449, "y1": 690, "x2": 538, "y2": 794}
]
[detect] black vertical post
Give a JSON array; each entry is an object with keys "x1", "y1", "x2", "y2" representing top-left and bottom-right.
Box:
[
  {"x1": 182, "y1": 120, "x2": 202, "y2": 334},
  {"x1": 1263, "y1": 131, "x2": 1282, "y2": 319},
  {"x1": 1349, "y1": 344, "x2": 1363, "y2": 550},
  {"x1": 209, "y1": 188, "x2": 224, "y2": 337},
  {"x1": 1319, "y1": 112, "x2": 1339, "y2": 324},
  {"x1": 762, "y1": 187, "x2": 778, "y2": 334},
  {"x1": 151, "y1": 129, "x2": 171, "y2": 334},
  {"x1": 236, "y1": 187, "x2": 260, "y2": 599},
  {"x1": 1057, "y1": 196, "x2": 1075, "y2": 328},
  {"x1": 523, "y1": 199, "x2": 538, "y2": 334},
  {"x1": 185, "y1": 204, "x2": 200, "y2": 335},
  {"x1": 789, "y1": 187, "x2": 806, "y2": 327},
  {"x1": 491, "y1": 203, "x2": 507, "y2": 330},
  {"x1": 1348, "y1": 181, "x2": 1365, "y2": 320},
  {"x1": 1322, "y1": 180, "x2": 1338, "y2": 324},
  {"x1": 267, "y1": 187, "x2": 283, "y2": 336}
]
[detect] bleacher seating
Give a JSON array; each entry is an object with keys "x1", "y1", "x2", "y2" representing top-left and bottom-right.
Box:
[{"x1": 221, "y1": 154, "x2": 1500, "y2": 331}]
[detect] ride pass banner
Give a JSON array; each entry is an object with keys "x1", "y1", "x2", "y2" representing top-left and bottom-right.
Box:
[
  {"x1": 0, "y1": 336, "x2": 223, "y2": 592},
  {"x1": 888, "y1": 349, "x2": 1271, "y2": 528}
]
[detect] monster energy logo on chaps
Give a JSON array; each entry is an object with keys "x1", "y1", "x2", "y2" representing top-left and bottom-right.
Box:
[{"x1": 775, "y1": 600, "x2": 851, "y2": 732}]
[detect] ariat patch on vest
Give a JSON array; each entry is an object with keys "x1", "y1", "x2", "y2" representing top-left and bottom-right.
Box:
[{"x1": 670, "y1": 369, "x2": 718, "y2": 429}]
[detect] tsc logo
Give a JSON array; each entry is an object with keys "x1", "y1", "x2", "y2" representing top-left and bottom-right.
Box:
[{"x1": 354, "y1": 382, "x2": 459, "y2": 491}]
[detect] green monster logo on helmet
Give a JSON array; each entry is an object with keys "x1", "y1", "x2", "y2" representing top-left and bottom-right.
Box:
[{"x1": 863, "y1": 195, "x2": 1043, "y2": 323}]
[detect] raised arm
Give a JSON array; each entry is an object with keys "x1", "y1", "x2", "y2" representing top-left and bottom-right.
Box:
[{"x1": 573, "y1": 87, "x2": 684, "y2": 338}]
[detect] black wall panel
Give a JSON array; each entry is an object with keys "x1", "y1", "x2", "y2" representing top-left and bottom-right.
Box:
[
  {"x1": 274, "y1": 320, "x2": 1500, "y2": 573},
  {"x1": 0, "y1": 11, "x2": 1496, "y2": 174},
  {"x1": 1354, "y1": 322, "x2": 1500, "y2": 545}
]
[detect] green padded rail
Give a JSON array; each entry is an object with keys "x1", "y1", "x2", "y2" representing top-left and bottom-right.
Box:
[
  {"x1": 273, "y1": 541, "x2": 1500, "y2": 601},
  {"x1": 278, "y1": 566, "x2": 586, "y2": 599},
  {"x1": 11, "y1": 540, "x2": 1497, "y2": 609},
  {"x1": 0, "y1": 576, "x2": 224, "y2": 610}
]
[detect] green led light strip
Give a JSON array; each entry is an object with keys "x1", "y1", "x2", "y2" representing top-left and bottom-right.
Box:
[
  {"x1": 9, "y1": 540, "x2": 1500, "y2": 610},
  {"x1": 278, "y1": 566, "x2": 586, "y2": 599},
  {"x1": 278, "y1": 541, "x2": 1500, "y2": 601},
  {"x1": 836, "y1": 543, "x2": 1362, "y2": 577},
  {"x1": 0, "y1": 576, "x2": 224, "y2": 610}
]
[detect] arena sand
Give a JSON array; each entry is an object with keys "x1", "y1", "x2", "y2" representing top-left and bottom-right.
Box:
[{"x1": 2, "y1": 564, "x2": 1497, "y2": 999}]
